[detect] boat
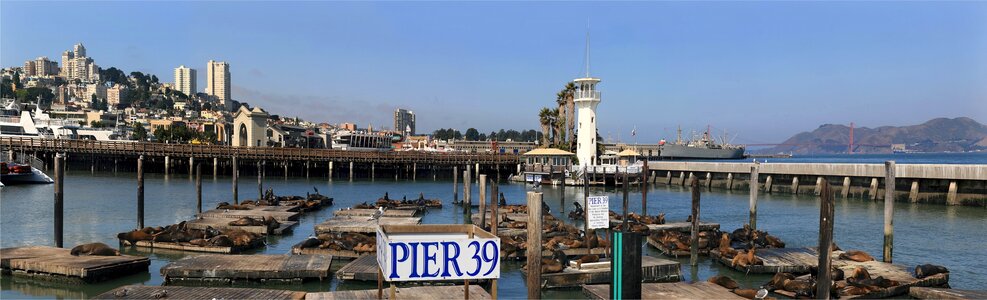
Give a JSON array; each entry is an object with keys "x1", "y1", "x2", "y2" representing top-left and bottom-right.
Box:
[
  {"x1": 331, "y1": 131, "x2": 392, "y2": 151},
  {"x1": 0, "y1": 162, "x2": 54, "y2": 185},
  {"x1": 658, "y1": 126, "x2": 745, "y2": 160},
  {"x1": 0, "y1": 99, "x2": 124, "y2": 141}
]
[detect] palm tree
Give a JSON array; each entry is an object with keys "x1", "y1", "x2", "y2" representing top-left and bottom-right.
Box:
[
  {"x1": 555, "y1": 91, "x2": 567, "y2": 145},
  {"x1": 550, "y1": 108, "x2": 562, "y2": 146},
  {"x1": 538, "y1": 107, "x2": 554, "y2": 146},
  {"x1": 563, "y1": 82, "x2": 577, "y2": 147}
]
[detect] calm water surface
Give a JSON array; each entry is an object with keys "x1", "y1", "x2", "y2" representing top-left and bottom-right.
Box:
[{"x1": 1, "y1": 157, "x2": 985, "y2": 299}]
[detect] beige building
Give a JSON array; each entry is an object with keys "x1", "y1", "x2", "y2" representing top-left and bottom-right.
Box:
[
  {"x1": 86, "y1": 83, "x2": 107, "y2": 101},
  {"x1": 232, "y1": 105, "x2": 269, "y2": 147},
  {"x1": 60, "y1": 44, "x2": 98, "y2": 82},
  {"x1": 23, "y1": 57, "x2": 58, "y2": 77},
  {"x1": 107, "y1": 84, "x2": 127, "y2": 106},
  {"x1": 206, "y1": 60, "x2": 231, "y2": 106},
  {"x1": 174, "y1": 65, "x2": 196, "y2": 96}
]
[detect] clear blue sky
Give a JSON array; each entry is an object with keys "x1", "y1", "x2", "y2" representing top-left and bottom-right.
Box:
[{"x1": 3, "y1": 1, "x2": 985, "y2": 143}]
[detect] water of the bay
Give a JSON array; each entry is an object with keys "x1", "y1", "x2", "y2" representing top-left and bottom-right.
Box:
[{"x1": 1, "y1": 153, "x2": 985, "y2": 299}]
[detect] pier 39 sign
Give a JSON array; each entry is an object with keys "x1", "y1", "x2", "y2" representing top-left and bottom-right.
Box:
[{"x1": 376, "y1": 227, "x2": 500, "y2": 282}]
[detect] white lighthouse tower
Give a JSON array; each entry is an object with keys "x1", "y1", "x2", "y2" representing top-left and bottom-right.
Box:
[{"x1": 574, "y1": 74, "x2": 600, "y2": 166}]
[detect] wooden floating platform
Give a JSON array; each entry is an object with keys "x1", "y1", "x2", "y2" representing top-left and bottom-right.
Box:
[
  {"x1": 619, "y1": 221, "x2": 720, "y2": 232},
  {"x1": 161, "y1": 254, "x2": 333, "y2": 285},
  {"x1": 291, "y1": 244, "x2": 371, "y2": 259},
  {"x1": 187, "y1": 217, "x2": 297, "y2": 235},
  {"x1": 523, "y1": 256, "x2": 680, "y2": 289},
  {"x1": 198, "y1": 206, "x2": 301, "y2": 222},
  {"x1": 582, "y1": 281, "x2": 744, "y2": 300},
  {"x1": 646, "y1": 234, "x2": 709, "y2": 257},
  {"x1": 334, "y1": 208, "x2": 419, "y2": 218},
  {"x1": 0, "y1": 246, "x2": 149, "y2": 283},
  {"x1": 472, "y1": 212, "x2": 560, "y2": 225},
  {"x1": 306, "y1": 285, "x2": 491, "y2": 300},
  {"x1": 710, "y1": 247, "x2": 820, "y2": 274},
  {"x1": 315, "y1": 216, "x2": 422, "y2": 234},
  {"x1": 835, "y1": 261, "x2": 949, "y2": 299},
  {"x1": 909, "y1": 287, "x2": 987, "y2": 300},
  {"x1": 121, "y1": 237, "x2": 265, "y2": 254},
  {"x1": 94, "y1": 284, "x2": 306, "y2": 299},
  {"x1": 335, "y1": 255, "x2": 380, "y2": 281}
]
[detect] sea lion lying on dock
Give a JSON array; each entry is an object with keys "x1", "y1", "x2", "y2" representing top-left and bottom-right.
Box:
[
  {"x1": 764, "y1": 272, "x2": 795, "y2": 291},
  {"x1": 731, "y1": 248, "x2": 764, "y2": 268},
  {"x1": 216, "y1": 202, "x2": 251, "y2": 210},
  {"x1": 718, "y1": 233, "x2": 739, "y2": 258},
  {"x1": 839, "y1": 250, "x2": 875, "y2": 262},
  {"x1": 71, "y1": 242, "x2": 120, "y2": 256},
  {"x1": 708, "y1": 275, "x2": 740, "y2": 290},
  {"x1": 915, "y1": 264, "x2": 949, "y2": 279},
  {"x1": 574, "y1": 254, "x2": 599, "y2": 268},
  {"x1": 117, "y1": 229, "x2": 155, "y2": 245}
]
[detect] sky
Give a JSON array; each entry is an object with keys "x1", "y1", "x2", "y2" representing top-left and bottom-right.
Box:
[{"x1": 2, "y1": 1, "x2": 986, "y2": 144}]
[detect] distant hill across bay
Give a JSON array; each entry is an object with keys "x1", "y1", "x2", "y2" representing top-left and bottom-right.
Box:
[{"x1": 759, "y1": 117, "x2": 987, "y2": 154}]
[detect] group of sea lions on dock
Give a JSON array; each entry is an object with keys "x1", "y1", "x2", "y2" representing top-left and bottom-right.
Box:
[
  {"x1": 359, "y1": 192, "x2": 443, "y2": 209},
  {"x1": 227, "y1": 187, "x2": 333, "y2": 210},
  {"x1": 116, "y1": 221, "x2": 262, "y2": 248},
  {"x1": 296, "y1": 232, "x2": 376, "y2": 253}
]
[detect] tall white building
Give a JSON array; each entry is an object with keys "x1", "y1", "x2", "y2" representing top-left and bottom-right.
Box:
[
  {"x1": 174, "y1": 65, "x2": 197, "y2": 96},
  {"x1": 60, "y1": 43, "x2": 98, "y2": 82},
  {"x1": 206, "y1": 60, "x2": 231, "y2": 106},
  {"x1": 574, "y1": 75, "x2": 601, "y2": 166}
]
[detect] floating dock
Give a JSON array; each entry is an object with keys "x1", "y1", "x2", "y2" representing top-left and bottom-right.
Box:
[
  {"x1": 161, "y1": 254, "x2": 332, "y2": 285},
  {"x1": 291, "y1": 244, "x2": 371, "y2": 259},
  {"x1": 909, "y1": 287, "x2": 987, "y2": 300},
  {"x1": 121, "y1": 236, "x2": 265, "y2": 254},
  {"x1": 709, "y1": 247, "x2": 818, "y2": 274},
  {"x1": 314, "y1": 216, "x2": 422, "y2": 234},
  {"x1": 582, "y1": 281, "x2": 744, "y2": 300},
  {"x1": 754, "y1": 255, "x2": 950, "y2": 299},
  {"x1": 610, "y1": 220, "x2": 719, "y2": 232},
  {"x1": 335, "y1": 255, "x2": 380, "y2": 281},
  {"x1": 333, "y1": 208, "x2": 420, "y2": 217},
  {"x1": 523, "y1": 256, "x2": 680, "y2": 289},
  {"x1": 94, "y1": 285, "x2": 306, "y2": 299},
  {"x1": 306, "y1": 285, "x2": 491, "y2": 300},
  {"x1": 0, "y1": 246, "x2": 149, "y2": 283},
  {"x1": 198, "y1": 206, "x2": 301, "y2": 222},
  {"x1": 187, "y1": 217, "x2": 297, "y2": 235},
  {"x1": 646, "y1": 234, "x2": 709, "y2": 257}
]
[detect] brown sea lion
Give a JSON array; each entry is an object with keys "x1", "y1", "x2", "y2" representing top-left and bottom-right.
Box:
[
  {"x1": 117, "y1": 230, "x2": 154, "y2": 245},
  {"x1": 849, "y1": 266, "x2": 871, "y2": 280},
  {"x1": 574, "y1": 254, "x2": 600, "y2": 268},
  {"x1": 707, "y1": 275, "x2": 740, "y2": 290},
  {"x1": 782, "y1": 278, "x2": 815, "y2": 298},
  {"x1": 839, "y1": 250, "x2": 875, "y2": 262},
  {"x1": 189, "y1": 239, "x2": 210, "y2": 247},
  {"x1": 208, "y1": 235, "x2": 234, "y2": 247},
  {"x1": 298, "y1": 237, "x2": 322, "y2": 249},
  {"x1": 764, "y1": 272, "x2": 795, "y2": 290},
  {"x1": 71, "y1": 243, "x2": 120, "y2": 256},
  {"x1": 765, "y1": 235, "x2": 785, "y2": 248},
  {"x1": 733, "y1": 289, "x2": 758, "y2": 299},
  {"x1": 915, "y1": 264, "x2": 949, "y2": 279},
  {"x1": 224, "y1": 229, "x2": 258, "y2": 246}
]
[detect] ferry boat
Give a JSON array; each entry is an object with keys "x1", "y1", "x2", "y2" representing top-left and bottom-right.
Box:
[
  {"x1": 658, "y1": 127, "x2": 745, "y2": 160},
  {"x1": 0, "y1": 100, "x2": 124, "y2": 140},
  {"x1": 331, "y1": 131, "x2": 393, "y2": 151}
]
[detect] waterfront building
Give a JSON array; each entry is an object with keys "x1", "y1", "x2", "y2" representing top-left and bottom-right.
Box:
[
  {"x1": 174, "y1": 65, "x2": 196, "y2": 96},
  {"x1": 206, "y1": 60, "x2": 231, "y2": 108},
  {"x1": 438, "y1": 140, "x2": 537, "y2": 154},
  {"x1": 521, "y1": 148, "x2": 574, "y2": 183},
  {"x1": 60, "y1": 43, "x2": 99, "y2": 82},
  {"x1": 574, "y1": 73, "x2": 601, "y2": 166},
  {"x1": 394, "y1": 108, "x2": 415, "y2": 135},
  {"x1": 232, "y1": 105, "x2": 269, "y2": 147}
]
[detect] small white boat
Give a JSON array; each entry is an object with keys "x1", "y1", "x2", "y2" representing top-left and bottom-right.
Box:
[{"x1": 0, "y1": 162, "x2": 54, "y2": 185}]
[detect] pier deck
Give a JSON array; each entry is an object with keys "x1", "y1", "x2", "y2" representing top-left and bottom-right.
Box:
[
  {"x1": 314, "y1": 216, "x2": 421, "y2": 234},
  {"x1": 0, "y1": 246, "x2": 149, "y2": 283},
  {"x1": 647, "y1": 234, "x2": 708, "y2": 257},
  {"x1": 335, "y1": 255, "x2": 380, "y2": 281},
  {"x1": 909, "y1": 287, "x2": 987, "y2": 300},
  {"x1": 198, "y1": 206, "x2": 301, "y2": 222},
  {"x1": 94, "y1": 285, "x2": 306, "y2": 299},
  {"x1": 611, "y1": 220, "x2": 719, "y2": 232},
  {"x1": 187, "y1": 217, "x2": 297, "y2": 235},
  {"x1": 291, "y1": 245, "x2": 370, "y2": 259},
  {"x1": 333, "y1": 208, "x2": 419, "y2": 218},
  {"x1": 161, "y1": 254, "x2": 332, "y2": 285},
  {"x1": 121, "y1": 236, "x2": 265, "y2": 254},
  {"x1": 582, "y1": 281, "x2": 744, "y2": 300},
  {"x1": 709, "y1": 247, "x2": 819, "y2": 274},
  {"x1": 306, "y1": 285, "x2": 491, "y2": 300},
  {"x1": 523, "y1": 256, "x2": 680, "y2": 289}
]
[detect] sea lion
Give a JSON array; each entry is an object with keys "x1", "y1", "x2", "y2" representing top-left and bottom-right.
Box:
[
  {"x1": 915, "y1": 264, "x2": 949, "y2": 279},
  {"x1": 298, "y1": 237, "x2": 322, "y2": 249},
  {"x1": 574, "y1": 254, "x2": 600, "y2": 268},
  {"x1": 189, "y1": 239, "x2": 210, "y2": 247},
  {"x1": 839, "y1": 250, "x2": 875, "y2": 262},
  {"x1": 733, "y1": 289, "x2": 758, "y2": 299},
  {"x1": 70, "y1": 242, "x2": 120, "y2": 256},
  {"x1": 225, "y1": 229, "x2": 258, "y2": 246},
  {"x1": 849, "y1": 266, "x2": 871, "y2": 280},
  {"x1": 708, "y1": 275, "x2": 740, "y2": 290},
  {"x1": 228, "y1": 217, "x2": 262, "y2": 226},
  {"x1": 208, "y1": 235, "x2": 234, "y2": 247},
  {"x1": 765, "y1": 272, "x2": 795, "y2": 290},
  {"x1": 765, "y1": 235, "x2": 785, "y2": 248},
  {"x1": 117, "y1": 230, "x2": 154, "y2": 245},
  {"x1": 782, "y1": 278, "x2": 815, "y2": 298}
]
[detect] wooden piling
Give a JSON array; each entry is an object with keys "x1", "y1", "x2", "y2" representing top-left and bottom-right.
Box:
[
  {"x1": 642, "y1": 161, "x2": 649, "y2": 216},
  {"x1": 233, "y1": 156, "x2": 239, "y2": 204},
  {"x1": 479, "y1": 174, "x2": 487, "y2": 228},
  {"x1": 453, "y1": 166, "x2": 459, "y2": 203},
  {"x1": 946, "y1": 181, "x2": 958, "y2": 205},
  {"x1": 284, "y1": 161, "x2": 288, "y2": 179},
  {"x1": 584, "y1": 167, "x2": 591, "y2": 249},
  {"x1": 196, "y1": 163, "x2": 202, "y2": 214},
  {"x1": 137, "y1": 155, "x2": 145, "y2": 230},
  {"x1": 490, "y1": 178, "x2": 499, "y2": 232},
  {"x1": 870, "y1": 178, "x2": 879, "y2": 200},
  {"x1": 705, "y1": 172, "x2": 712, "y2": 190},
  {"x1": 909, "y1": 180, "x2": 919, "y2": 203},
  {"x1": 842, "y1": 176, "x2": 851, "y2": 198},
  {"x1": 726, "y1": 173, "x2": 734, "y2": 190},
  {"x1": 165, "y1": 155, "x2": 170, "y2": 176},
  {"x1": 258, "y1": 161, "x2": 263, "y2": 201},
  {"x1": 791, "y1": 176, "x2": 800, "y2": 194},
  {"x1": 413, "y1": 162, "x2": 416, "y2": 180},
  {"x1": 815, "y1": 176, "x2": 824, "y2": 195},
  {"x1": 53, "y1": 153, "x2": 64, "y2": 248},
  {"x1": 464, "y1": 166, "x2": 472, "y2": 217},
  {"x1": 749, "y1": 162, "x2": 759, "y2": 230},
  {"x1": 817, "y1": 178, "x2": 834, "y2": 300},
  {"x1": 526, "y1": 191, "x2": 543, "y2": 299},
  {"x1": 690, "y1": 177, "x2": 700, "y2": 266},
  {"x1": 371, "y1": 162, "x2": 375, "y2": 179},
  {"x1": 329, "y1": 161, "x2": 334, "y2": 179},
  {"x1": 213, "y1": 157, "x2": 218, "y2": 176},
  {"x1": 765, "y1": 175, "x2": 773, "y2": 194},
  {"x1": 884, "y1": 161, "x2": 895, "y2": 263},
  {"x1": 189, "y1": 157, "x2": 194, "y2": 177},
  {"x1": 349, "y1": 162, "x2": 354, "y2": 181}
]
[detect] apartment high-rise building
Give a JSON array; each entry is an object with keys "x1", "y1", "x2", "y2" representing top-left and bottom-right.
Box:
[
  {"x1": 60, "y1": 43, "x2": 98, "y2": 82},
  {"x1": 23, "y1": 57, "x2": 58, "y2": 77},
  {"x1": 174, "y1": 65, "x2": 197, "y2": 96},
  {"x1": 394, "y1": 108, "x2": 416, "y2": 136},
  {"x1": 107, "y1": 84, "x2": 128, "y2": 107},
  {"x1": 206, "y1": 60, "x2": 231, "y2": 106}
]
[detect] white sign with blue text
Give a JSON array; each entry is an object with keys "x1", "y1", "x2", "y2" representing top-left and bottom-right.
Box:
[
  {"x1": 587, "y1": 195, "x2": 610, "y2": 229},
  {"x1": 377, "y1": 227, "x2": 501, "y2": 282}
]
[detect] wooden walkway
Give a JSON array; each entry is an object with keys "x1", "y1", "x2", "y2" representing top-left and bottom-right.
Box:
[
  {"x1": 334, "y1": 208, "x2": 419, "y2": 217},
  {"x1": 187, "y1": 217, "x2": 297, "y2": 235},
  {"x1": 122, "y1": 237, "x2": 265, "y2": 254},
  {"x1": 910, "y1": 287, "x2": 987, "y2": 300},
  {"x1": 335, "y1": 255, "x2": 380, "y2": 281},
  {"x1": 306, "y1": 285, "x2": 491, "y2": 300},
  {"x1": 94, "y1": 285, "x2": 306, "y2": 299},
  {"x1": 198, "y1": 206, "x2": 301, "y2": 222},
  {"x1": 709, "y1": 247, "x2": 820, "y2": 274},
  {"x1": 582, "y1": 281, "x2": 744, "y2": 300},
  {"x1": 315, "y1": 216, "x2": 422, "y2": 234},
  {"x1": 161, "y1": 254, "x2": 332, "y2": 285},
  {"x1": 524, "y1": 256, "x2": 680, "y2": 289},
  {"x1": 0, "y1": 246, "x2": 149, "y2": 283}
]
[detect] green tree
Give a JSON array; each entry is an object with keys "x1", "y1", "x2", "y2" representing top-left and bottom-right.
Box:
[
  {"x1": 464, "y1": 128, "x2": 480, "y2": 141},
  {"x1": 15, "y1": 87, "x2": 55, "y2": 106},
  {"x1": 538, "y1": 107, "x2": 554, "y2": 146},
  {"x1": 1, "y1": 78, "x2": 13, "y2": 98},
  {"x1": 132, "y1": 125, "x2": 148, "y2": 141}
]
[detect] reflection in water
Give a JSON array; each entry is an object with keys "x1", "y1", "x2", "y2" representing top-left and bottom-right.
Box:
[{"x1": 1, "y1": 170, "x2": 985, "y2": 299}]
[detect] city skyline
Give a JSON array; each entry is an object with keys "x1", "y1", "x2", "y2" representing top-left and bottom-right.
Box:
[{"x1": 2, "y1": 1, "x2": 985, "y2": 143}]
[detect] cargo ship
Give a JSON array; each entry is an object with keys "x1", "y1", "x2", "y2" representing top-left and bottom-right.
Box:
[{"x1": 658, "y1": 126, "x2": 745, "y2": 160}]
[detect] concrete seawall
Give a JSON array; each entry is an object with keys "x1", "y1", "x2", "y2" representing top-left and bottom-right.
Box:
[{"x1": 645, "y1": 161, "x2": 987, "y2": 206}]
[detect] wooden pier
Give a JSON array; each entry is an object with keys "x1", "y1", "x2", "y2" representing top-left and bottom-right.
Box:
[
  {"x1": 334, "y1": 208, "x2": 420, "y2": 218},
  {"x1": 314, "y1": 216, "x2": 422, "y2": 234},
  {"x1": 161, "y1": 254, "x2": 333, "y2": 285},
  {"x1": 909, "y1": 287, "x2": 987, "y2": 300},
  {"x1": 582, "y1": 281, "x2": 744, "y2": 300},
  {"x1": 94, "y1": 285, "x2": 306, "y2": 299},
  {"x1": 198, "y1": 206, "x2": 301, "y2": 222},
  {"x1": 647, "y1": 234, "x2": 708, "y2": 257},
  {"x1": 307, "y1": 285, "x2": 491, "y2": 300},
  {"x1": 335, "y1": 255, "x2": 380, "y2": 281},
  {"x1": 522, "y1": 256, "x2": 680, "y2": 289},
  {"x1": 709, "y1": 247, "x2": 819, "y2": 274},
  {"x1": 121, "y1": 236, "x2": 265, "y2": 254},
  {"x1": 187, "y1": 217, "x2": 297, "y2": 235},
  {"x1": 0, "y1": 246, "x2": 149, "y2": 283},
  {"x1": 613, "y1": 220, "x2": 719, "y2": 232}
]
